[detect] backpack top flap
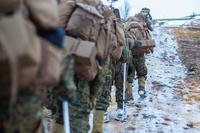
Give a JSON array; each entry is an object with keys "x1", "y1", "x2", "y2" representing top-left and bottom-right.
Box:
[
  {"x1": 76, "y1": 3, "x2": 103, "y2": 19},
  {"x1": 125, "y1": 21, "x2": 147, "y2": 40}
]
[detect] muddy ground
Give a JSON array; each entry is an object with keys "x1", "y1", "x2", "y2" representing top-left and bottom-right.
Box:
[{"x1": 103, "y1": 20, "x2": 200, "y2": 133}]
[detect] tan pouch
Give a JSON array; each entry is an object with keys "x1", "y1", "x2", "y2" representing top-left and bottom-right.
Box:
[
  {"x1": 64, "y1": 35, "x2": 97, "y2": 66},
  {"x1": 75, "y1": 40, "x2": 97, "y2": 66},
  {"x1": 74, "y1": 60, "x2": 98, "y2": 81}
]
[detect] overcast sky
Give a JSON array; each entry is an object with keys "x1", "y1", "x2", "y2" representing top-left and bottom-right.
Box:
[{"x1": 102, "y1": 0, "x2": 200, "y2": 19}]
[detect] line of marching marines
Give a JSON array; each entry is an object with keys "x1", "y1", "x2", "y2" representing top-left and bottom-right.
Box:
[{"x1": 0, "y1": 0, "x2": 155, "y2": 133}]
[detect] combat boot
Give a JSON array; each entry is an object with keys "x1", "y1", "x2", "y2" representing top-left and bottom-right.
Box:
[
  {"x1": 115, "y1": 108, "x2": 127, "y2": 121},
  {"x1": 138, "y1": 77, "x2": 146, "y2": 97},
  {"x1": 104, "y1": 111, "x2": 110, "y2": 123},
  {"x1": 92, "y1": 109, "x2": 104, "y2": 133}
]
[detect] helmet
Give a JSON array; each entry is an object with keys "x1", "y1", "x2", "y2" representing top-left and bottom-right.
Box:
[{"x1": 141, "y1": 8, "x2": 150, "y2": 13}]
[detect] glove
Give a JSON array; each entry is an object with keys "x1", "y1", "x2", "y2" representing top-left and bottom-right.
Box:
[
  {"x1": 120, "y1": 44, "x2": 129, "y2": 63},
  {"x1": 134, "y1": 40, "x2": 142, "y2": 48},
  {"x1": 147, "y1": 20, "x2": 153, "y2": 31}
]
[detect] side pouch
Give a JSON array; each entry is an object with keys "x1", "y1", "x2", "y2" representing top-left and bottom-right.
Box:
[
  {"x1": 110, "y1": 33, "x2": 123, "y2": 61},
  {"x1": 96, "y1": 26, "x2": 107, "y2": 59},
  {"x1": 115, "y1": 20, "x2": 125, "y2": 46},
  {"x1": 74, "y1": 39, "x2": 98, "y2": 81},
  {"x1": 74, "y1": 60, "x2": 98, "y2": 81}
]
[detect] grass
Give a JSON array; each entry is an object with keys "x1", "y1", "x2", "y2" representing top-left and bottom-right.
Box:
[{"x1": 172, "y1": 27, "x2": 200, "y2": 40}]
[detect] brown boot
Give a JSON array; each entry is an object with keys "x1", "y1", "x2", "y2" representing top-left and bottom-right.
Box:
[
  {"x1": 138, "y1": 77, "x2": 146, "y2": 89},
  {"x1": 138, "y1": 77, "x2": 146, "y2": 97},
  {"x1": 92, "y1": 109, "x2": 104, "y2": 133}
]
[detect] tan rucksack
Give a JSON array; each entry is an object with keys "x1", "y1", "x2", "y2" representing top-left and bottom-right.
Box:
[
  {"x1": 66, "y1": 3, "x2": 103, "y2": 41},
  {"x1": 125, "y1": 20, "x2": 155, "y2": 55}
]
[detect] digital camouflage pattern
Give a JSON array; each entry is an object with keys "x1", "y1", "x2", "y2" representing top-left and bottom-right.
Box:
[
  {"x1": 113, "y1": 44, "x2": 133, "y2": 109},
  {"x1": 4, "y1": 89, "x2": 43, "y2": 133},
  {"x1": 95, "y1": 57, "x2": 112, "y2": 111},
  {"x1": 69, "y1": 78, "x2": 91, "y2": 133}
]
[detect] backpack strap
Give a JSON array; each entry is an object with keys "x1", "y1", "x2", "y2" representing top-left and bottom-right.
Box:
[{"x1": 0, "y1": 32, "x2": 18, "y2": 113}]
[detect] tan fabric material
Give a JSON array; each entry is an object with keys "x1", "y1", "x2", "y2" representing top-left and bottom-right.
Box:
[
  {"x1": 115, "y1": 20, "x2": 125, "y2": 46},
  {"x1": 76, "y1": 0, "x2": 100, "y2": 6},
  {"x1": 92, "y1": 110, "x2": 104, "y2": 133},
  {"x1": 26, "y1": 0, "x2": 59, "y2": 29},
  {"x1": 36, "y1": 38, "x2": 62, "y2": 87},
  {"x1": 66, "y1": 3, "x2": 103, "y2": 41},
  {"x1": 0, "y1": 14, "x2": 41, "y2": 88},
  {"x1": 58, "y1": 0, "x2": 76, "y2": 28},
  {"x1": 138, "y1": 77, "x2": 145, "y2": 88},
  {"x1": 0, "y1": 0, "x2": 20, "y2": 13},
  {"x1": 74, "y1": 60, "x2": 98, "y2": 81}
]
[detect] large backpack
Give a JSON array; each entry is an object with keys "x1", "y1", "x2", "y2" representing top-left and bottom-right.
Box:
[
  {"x1": 125, "y1": 20, "x2": 155, "y2": 55},
  {"x1": 66, "y1": 3, "x2": 103, "y2": 42},
  {"x1": 110, "y1": 19, "x2": 125, "y2": 60}
]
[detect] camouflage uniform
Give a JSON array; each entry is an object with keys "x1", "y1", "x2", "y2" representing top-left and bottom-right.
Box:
[
  {"x1": 46, "y1": 54, "x2": 78, "y2": 132},
  {"x1": 0, "y1": 1, "x2": 65, "y2": 132},
  {"x1": 129, "y1": 54, "x2": 147, "y2": 90},
  {"x1": 69, "y1": 78, "x2": 91, "y2": 132},
  {"x1": 114, "y1": 44, "x2": 132, "y2": 109},
  {"x1": 126, "y1": 9, "x2": 153, "y2": 95},
  {"x1": 95, "y1": 57, "x2": 112, "y2": 112},
  {"x1": 5, "y1": 89, "x2": 44, "y2": 133}
]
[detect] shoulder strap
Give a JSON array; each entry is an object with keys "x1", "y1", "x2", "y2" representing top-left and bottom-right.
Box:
[{"x1": 0, "y1": 32, "x2": 18, "y2": 112}]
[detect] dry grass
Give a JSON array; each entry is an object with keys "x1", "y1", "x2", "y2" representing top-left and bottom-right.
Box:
[{"x1": 172, "y1": 27, "x2": 200, "y2": 40}]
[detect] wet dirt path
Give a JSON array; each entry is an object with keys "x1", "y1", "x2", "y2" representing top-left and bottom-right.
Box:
[{"x1": 103, "y1": 27, "x2": 200, "y2": 133}]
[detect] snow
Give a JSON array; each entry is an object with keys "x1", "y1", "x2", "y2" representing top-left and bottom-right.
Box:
[{"x1": 103, "y1": 26, "x2": 200, "y2": 133}]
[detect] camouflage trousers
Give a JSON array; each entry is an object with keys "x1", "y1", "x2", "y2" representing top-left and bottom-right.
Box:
[
  {"x1": 48, "y1": 78, "x2": 91, "y2": 133},
  {"x1": 69, "y1": 78, "x2": 91, "y2": 133},
  {"x1": 115, "y1": 62, "x2": 133, "y2": 109},
  {"x1": 1, "y1": 89, "x2": 43, "y2": 133},
  {"x1": 128, "y1": 54, "x2": 147, "y2": 88},
  {"x1": 95, "y1": 58, "x2": 112, "y2": 111}
]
